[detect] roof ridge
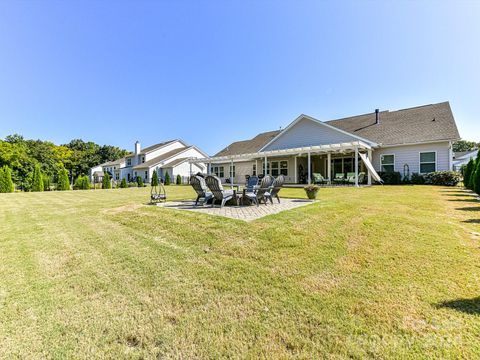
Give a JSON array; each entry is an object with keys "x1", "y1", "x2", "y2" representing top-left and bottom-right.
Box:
[{"x1": 390, "y1": 101, "x2": 450, "y2": 113}]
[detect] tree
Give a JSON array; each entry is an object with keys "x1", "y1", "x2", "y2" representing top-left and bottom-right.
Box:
[
  {"x1": 102, "y1": 172, "x2": 111, "y2": 189},
  {"x1": 176, "y1": 174, "x2": 182, "y2": 185},
  {"x1": 42, "y1": 174, "x2": 51, "y2": 191},
  {"x1": 120, "y1": 178, "x2": 127, "y2": 188},
  {"x1": 4, "y1": 166, "x2": 14, "y2": 192},
  {"x1": 31, "y1": 164, "x2": 44, "y2": 192},
  {"x1": 74, "y1": 175, "x2": 90, "y2": 190},
  {"x1": 136, "y1": 176, "x2": 144, "y2": 187},
  {"x1": 164, "y1": 172, "x2": 171, "y2": 185},
  {"x1": 474, "y1": 159, "x2": 480, "y2": 195},
  {"x1": 151, "y1": 171, "x2": 159, "y2": 187},
  {"x1": 57, "y1": 164, "x2": 70, "y2": 190},
  {"x1": 453, "y1": 140, "x2": 479, "y2": 153},
  {"x1": 464, "y1": 158, "x2": 475, "y2": 189}
]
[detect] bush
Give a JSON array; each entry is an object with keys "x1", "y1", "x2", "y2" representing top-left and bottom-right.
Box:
[
  {"x1": 74, "y1": 175, "x2": 90, "y2": 190},
  {"x1": 136, "y1": 176, "x2": 144, "y2": 187},
  {"x1": 57, "y1": 164, "x2": 70, "y2": 191},
  {"x1": 120, "y1": 178, "x2": 127, "y2": 188},
  {"x1": 423, "y1": 171, "x2": 462, "y2": 186},
  {"x1": 176, "y1": 174, "x2": 182, "y2": 185},
  {"x1": 410, "y1": 173, "x2": 425, "y2": 185},
  {"x1": 0, "y1": 165, "x2": 14, "y2": 193},
  {"x1": 378, "y1": 171, "x2": 402, "y2": 185},
  {"x1": 42, "y1": 174, "x2": 51, "y2": 191},
  {"x1": 164, "y1": 172, "x2": 171, "y2": 185},
  {"x1": 31, "y1": 164, "x2": 44, "y2": 192},
  {"x1": 128, "y1": 181, "x2": 137, "y2": 187},
  {"x1": 151, "y1": 171, "x2": 159, "y2": 187},
  {"x1": 464, "y1": 158, "x2": 475, "y2": 189},
  {"x1": 102, "y1": 172, "x2": 111, "y2": 189},
  {"x1": 474, "y1": 161, "x2": 480, "y2": 194}
]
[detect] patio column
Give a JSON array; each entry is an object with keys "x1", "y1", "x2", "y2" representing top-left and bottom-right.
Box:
[
  {"x1": 367, "y1": 149, "x2": 372, "y2": 185},
  {"x1": 207, "y1": 163, "x2": 211, "y2": 175},
  {"x1": 354, "y1": 146, "x2": 359, "y2": 187},
  {"x1": 307, "y1": 152, "x2": 311, "y2": 184},
  {"x1": 230, "y1": 158, "x2": 234, "y2": 186},
  {"x1": 327, "y1": 152, "x2": 331, "y2": 184},
  {"x1": 294, "y1": 156, "x2": 297, "y2": 184},
  {"x1": 189, "y1": 161, "x2": 193, "y2": 176},
  {"x1": 255, "y1": 159, "x2": 258, "y2": 176},
  {"x1": 264, "y1": 155, "x2": 267, "y2": 175}
]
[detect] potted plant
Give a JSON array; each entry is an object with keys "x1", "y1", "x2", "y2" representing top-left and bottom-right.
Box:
[{"x1": 304, "y1": 184, "x2": 319, "y2": 199}]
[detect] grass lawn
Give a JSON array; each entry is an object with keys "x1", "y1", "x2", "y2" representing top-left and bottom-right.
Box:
[{"x1": 1, "y1": 185, "x2": 480, "y2": 359}]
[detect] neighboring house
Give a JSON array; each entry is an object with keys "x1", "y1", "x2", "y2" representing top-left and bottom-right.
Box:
[
  {"x1": 453, "y1": 149, "x2": 478, "y2": 172},
  {"x1": 191, "y1": 102, "x2": 460, "y2": 185},
  {"x1": 90, "y1": 140, "x2": 208, "y2": 183}
]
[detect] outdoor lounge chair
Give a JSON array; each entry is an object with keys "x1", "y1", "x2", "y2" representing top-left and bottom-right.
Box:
[
  {"x1": 190, "y1": 175, "x2": 213, "y2": 205},
  {"x1": 243, "y1": 175, "x2": 273, "y2": 206},
  {"x1": 266, "y1": 175, "x2": 285, "y2": 204},
  {"x1": 333, "y1": 173, "x2": 345, "y2": 184},
  {"x1": 346, "y1": 172, "x2": 366, "y2": 185},
  {"x1": 205, "y1": 175, "x2": 234, "y2": 208},
  {"x1": 312, "y1": 173, "x2": 328, "y2": 185},
  {"x1": 245, "y1": 176, "x2": 259, "y2": 192}
]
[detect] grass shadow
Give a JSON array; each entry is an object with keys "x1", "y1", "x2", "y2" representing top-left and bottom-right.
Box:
[
  {"x1": 435, "y1": 297, "x2": 480, "y2": 315},
  {"x1": 456, "y1": 206, "x2": 480, "y2": 212},
  {"x1": 463, "y1": 219, "x2": 480, "y2": 224},
  {"x1": 447, "y1": 199, "x2": 479, "y2": 203}
]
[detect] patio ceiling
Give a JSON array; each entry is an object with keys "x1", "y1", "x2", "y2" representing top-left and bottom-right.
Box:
[{"x1": 190, "y1": 140, "x2": 372, "y2": 164}]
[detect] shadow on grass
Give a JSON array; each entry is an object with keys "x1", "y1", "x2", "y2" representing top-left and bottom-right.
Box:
[
  {"x1": 435, "y1": 297, "x2": 480, "y2": 315},
  {"x1": 463, "y1": 219, "x2": 480, "y2": 224},
  {"x1": 447, "y1": 199, "x2": 479, "y2": 203},
  {"x1": 456, "y1": 206, "x2": 480, "y2": 212}
]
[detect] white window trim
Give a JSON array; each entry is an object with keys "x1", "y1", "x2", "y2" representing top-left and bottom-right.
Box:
[
  {"x1": 419, "y1": 151, "x2": 437, "y2": 174},
  {"x1": 380, "y1": 154, "x2": 395, "y2": 172}
]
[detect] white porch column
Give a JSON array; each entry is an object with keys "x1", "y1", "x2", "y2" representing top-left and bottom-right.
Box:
[
  {"x1": 264, "y1": 155, "x2": 268, "y2": 175},
  {"x1": 307, "y1": 152, "x2": 311, "y2": 185},
  {"x1": 189, "y1": 160, "x2": 193, "y2": 176},
  {"x1": 255, "y1": 159, "x2": 258, "y2": 176},
  {"x1": 207, "y1": 163, "x2": 211, "y2": 175},
  {"x1": 367, "y1": 149, "x2": 372, "y2": 185},
  {"x1": 230, "y1": 158, "x2": 234, "y2": 185},
  {"x1": 354, "y1": 146, "x2": 359, "y2": 187},
  {"x1": 294, "y1": 156, "x2": 297, "y2": 184},
  {"x1": 327, "y1": 152, "x2": 331, "y2": 184}
]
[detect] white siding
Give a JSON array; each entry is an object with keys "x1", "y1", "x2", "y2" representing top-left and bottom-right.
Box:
[
  {"x1": 372, "y1": 142, "x2": 451, "y2": 175},
  {"x1": 262, "y1": 117, "x2": 358, "y2": 151}
]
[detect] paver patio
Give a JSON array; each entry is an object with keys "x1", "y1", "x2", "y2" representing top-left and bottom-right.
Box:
[{"x1": 156, "y1": 198, "x2": 316, "y2": 221}]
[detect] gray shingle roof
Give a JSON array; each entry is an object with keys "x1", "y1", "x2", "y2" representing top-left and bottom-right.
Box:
[
  {"x1": 163, "y1": 157, "x2": 190, "y2": 167},
  {"x1": 133, "y1": 146, "x2": 193, "y2": 169},
  {"x1": 214, "y1": 102, "x2": 460, "y2": 156},
  {"x1": 140, "y1": 140, "x2": 178, "y2": 154}
]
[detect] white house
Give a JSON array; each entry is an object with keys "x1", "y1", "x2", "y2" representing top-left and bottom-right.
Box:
[
  {"x1": 453, "y1": 149, "x2": 478, "y2": 172},
  {"x1": 91, "y1": 139, "x2": 208, "y2": 184},
  {"x1": 191, "y1": 102, "x2": 460, "y2": 185}
]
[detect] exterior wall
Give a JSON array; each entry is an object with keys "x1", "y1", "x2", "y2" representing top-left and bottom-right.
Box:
[
  {"x1": 144, "y1": 141, "x2": 185, "y2": 162},
  {"x1": 262, "y1": 117, "x2": 359, "y2": 151},
  {"x1": 372, "y1": 141, "x2": 451, "y2": 176},
  {"x1": 89, "y1": 165, "x2": 102, "y2": 182},
  {"x1": 163, "y1": 147, "x2": 205, "y2": 166}
]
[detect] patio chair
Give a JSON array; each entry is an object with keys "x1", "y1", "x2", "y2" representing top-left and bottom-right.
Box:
[
  {"x1": 189, "y1": 175, "x2": 213, "y2": 205},
  {"x1": 312, "y1": 173, "x2": 328, "y2": 185},
  {"x1": 243, "y1": 175, "x2": 273, "y2": 206},
  {"x1": 205, "y1": 175, "x2": 234, "y2": 208},
  {"x1": 333, "y1": 173, "x2": 345, "y2": 184},
  {"x1": 346, "y1": 172, "x2": 356, "y2": 184},
  {"x1": 266, "y1": 175, "x2": 285, "y2": 204},
  {"x1": 346, "y1": 172, "x2": 366, "y2": 185},
  {"x1": 245, "y1": 176, "x2": 259, "y2": 192}
]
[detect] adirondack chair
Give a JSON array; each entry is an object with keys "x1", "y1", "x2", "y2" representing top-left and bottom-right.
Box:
[
  {"x1": 189, "y1": 175, "x2": 213, "y2": 205},
  {"x1": 243, "y1": 175, "x2": 273, "y2": 206},
  {"x1": 205, "y1": 175, "x2": 234, "y2": 208},
  {"x1": 266, "y1": 175, "x2": 285, "y2": 204}
]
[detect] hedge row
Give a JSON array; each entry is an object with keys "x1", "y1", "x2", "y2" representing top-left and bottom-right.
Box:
[{"x1": 378, "y1": 171, "x2": 461, "y2": 186}]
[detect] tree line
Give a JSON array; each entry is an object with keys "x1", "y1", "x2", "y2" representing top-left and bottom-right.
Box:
[{"x1": 0, "y1": 134, "x2": 128, "y2": 192}]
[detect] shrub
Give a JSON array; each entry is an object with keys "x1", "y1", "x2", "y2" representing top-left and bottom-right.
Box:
[
  {"x1": 57, "y1": 164, "x2": 70, "y2": 190},
  {"x1": 31, "y1": 164, "x2": 44, "y2": 192},
  {"x1": 464, "y1": 158, "x2": 475, "y2": 189},
  {"x1": 102, "y1": 172, "x2": 111, "y2": 189},
  {"x1": 120, "y1": 178, "x2": 127, "y2": 188},
  {"x1": 0, "y1": 165, "x2": 14, "y2": 193},
  {"x1": 410, "y1": 173, "x2": 425, "y2": 185},
  {"x1": 136, "y1": 176, "x2": 144, "y2": 187},
  {"x1": 474, "y1": 161, "x2": 480, "y2": 194},
  {"x1": 42, "y1": 174, "x2": 51, "y2": 191},
  {"x1": 164, "y1": 172, "x2": 171, "y2": 185},
  {"x1": 128, "y1": 182, "x2": 137, "y2": 188},
  {"x1": 423, "y1": 171, "x2": 461, "y2": 186},
  {"x1": 151, "y1": 171, "x2": 159, "y2": 187},
  {"x1": 74, "y1": 175, "x2": 90, "y2": 190},
  {"x1": 378, "y1": 171, "x2": 402, "y2": 185},
  {"x1": 176, "y1": 174, "x2": 182, "y2": 185}
]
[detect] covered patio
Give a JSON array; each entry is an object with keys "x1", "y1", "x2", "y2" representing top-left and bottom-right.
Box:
[{"x1": 190, "y1": 140, "x2": 381, "y2": 187}]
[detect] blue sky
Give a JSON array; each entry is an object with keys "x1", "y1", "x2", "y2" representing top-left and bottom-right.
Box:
[{"x1": 0, "y1": 1, "x2": 479, "y2": 154}]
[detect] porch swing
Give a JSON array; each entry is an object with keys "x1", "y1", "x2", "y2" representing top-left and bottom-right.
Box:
[{"x1": 150, "y1": 181, "x2": 167, "y2": 203}]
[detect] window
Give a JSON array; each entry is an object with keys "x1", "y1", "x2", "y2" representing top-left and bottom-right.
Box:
[
  {"x1": 212, "y1": 166, "x2": 224, "y2": 177},
  {"x1": 115, "y1": 173, "x2": 119, "y2": 180},
  {"x1": 420, "y1": 152, "x2": 436, "y2": 173},
  {"x1": 127, "y1": 158, "x2": 132, "y2": 166},
  {"x1": 252, "y1": 164, "x2": 256, "y2": 176},
  {"x1": 229, "y1": 165, "x2": 235, "y2": 178},
  {"x1": 271, "y1": 161, "x2": 279, "y2": 176},
  {"x1": 381, "y1": 154, "x2": 395, "y2": 172},
  {"x1": 142, "y1": 156, "x2": 145, "y2": 163},
  {"x1": 280, "y1": 161, "x2": 288, "y2": 176},
  {"x1": 144, "y1": 171, "x2": 148, "y2": 180}
]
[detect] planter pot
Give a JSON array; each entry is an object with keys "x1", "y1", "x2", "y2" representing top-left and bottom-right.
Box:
[{"x1": 305, "y1": 189, "x2": 319, "y2": 200}]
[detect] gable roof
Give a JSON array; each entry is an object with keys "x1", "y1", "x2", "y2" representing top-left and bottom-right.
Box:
[
  {"x1": 140, "y1": 139, "x2": 180, "y2": 154},
  {"x1": 213, "y1": 102, "x2": 460, "y2": 156},
  {"x1": 102, "y1": 157, "x2": 126, "y2": 167},
  {"x1": 454, "y1": 149, "x2": 478, "y2": 160},
  {"x1": 133, "y1": 146, "x2": 193, "y2": 169},
  {"x1": 326, "y1": 102, "x2": 459, "y2": 146}
]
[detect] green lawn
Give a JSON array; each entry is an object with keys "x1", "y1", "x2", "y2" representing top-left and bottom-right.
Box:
[{"x1": 1, "y1": 185, "x2": 480, "y2": 359}]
